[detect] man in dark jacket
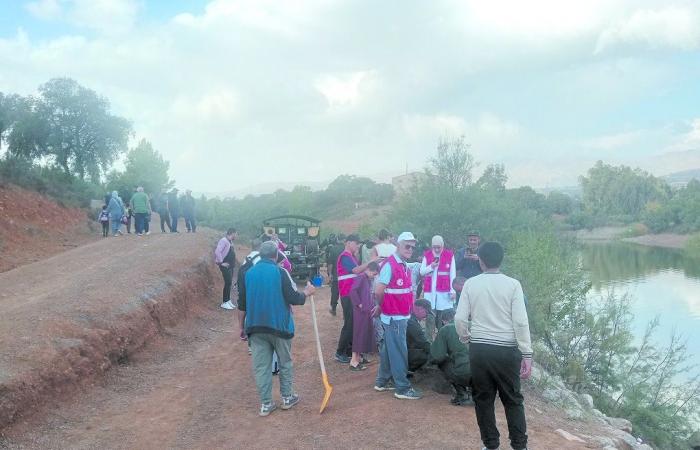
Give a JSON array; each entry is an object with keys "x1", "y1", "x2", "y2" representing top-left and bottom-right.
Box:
[
  {"x1": 181, "y1": 189, "x2": 196, "y2": 233},
  {"x1": 326, "y1": 234, "x2": 344, "y2": 316},
  {"x1": 430, "y1": 309, "x2": 473, "y2": 406},
  {"x1": 245, "y1": 241, "x2": 315, "y2": 417},
  {"x1": 407, "y1": 299, "x2": 432, "y2": 372},
  {"x1": 455, "y1": 231, "x2": 482, "y2": 279},
  {"x1": 167, "y1": 188, "x2": 180, "y2": 232}
]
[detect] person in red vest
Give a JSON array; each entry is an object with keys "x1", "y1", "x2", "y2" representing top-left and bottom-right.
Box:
[
  {"x1": 334, "y1": 234, "x2": 379, "y2": 364},
  {"x1": 373, "y1": 231, "x2": 423, "y2": 400},
  {"x1": 419, "y1": 235, "x2": 457, "y2": 338}
]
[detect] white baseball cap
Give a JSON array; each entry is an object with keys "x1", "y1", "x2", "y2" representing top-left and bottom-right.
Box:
[
  {"x1": 431, "y1": 235, "x2": 444, "y2": 246},
  {"x1": 397, "y1": 231, "x2": 416, "y2": 242}
]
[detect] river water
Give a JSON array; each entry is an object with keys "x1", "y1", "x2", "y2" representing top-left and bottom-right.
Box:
[{"x1": 582, "y1": 242, "x2": 700, "y2": 370}]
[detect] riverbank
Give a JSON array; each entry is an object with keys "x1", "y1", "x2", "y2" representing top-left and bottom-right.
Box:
[
  {"x1": 621, "y1": 233, "x2": 689, "y2": 249},
  {"x1": 575, "y1": 226, "x2": 690, "y2": 250}
]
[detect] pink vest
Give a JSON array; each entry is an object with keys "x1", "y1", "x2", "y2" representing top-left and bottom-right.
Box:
[
  {"x1": 337, "y1": 250, "x2": 358, "y2": 296},
  {"x1": 423, "y1": 249, "x2": 453, "y2": 293},
  {"x1": 382, "y1": 254, "x2": 413, "y2": 316}
]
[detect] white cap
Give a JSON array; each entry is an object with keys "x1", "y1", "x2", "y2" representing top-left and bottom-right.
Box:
[
  {"x1": 431, "y1": 235, "x2": 444, "y2": 246},
  {"x1": 397, "y1": 231, "x2": 416, "y2": 242}
]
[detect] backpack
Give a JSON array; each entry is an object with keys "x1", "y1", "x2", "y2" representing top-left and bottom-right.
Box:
[{"x1": 99, "y1": 211, "x2": 109, "y2": 222}]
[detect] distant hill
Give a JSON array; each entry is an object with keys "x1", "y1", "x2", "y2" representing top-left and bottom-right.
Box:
[{"x1": 664, "y1": 168, "x2": 700, "y2": 184}]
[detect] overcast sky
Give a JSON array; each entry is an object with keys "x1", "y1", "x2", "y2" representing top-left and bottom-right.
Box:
[{"x1": 2, "y1": 0, "x2": 700, "y2": 194}]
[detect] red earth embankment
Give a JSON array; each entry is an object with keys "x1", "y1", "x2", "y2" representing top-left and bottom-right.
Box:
[{"x1": 0, "y1": 183, "x2": 97, "y2": 273}]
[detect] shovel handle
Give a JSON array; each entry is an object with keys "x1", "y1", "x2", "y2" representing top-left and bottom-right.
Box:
[{"x1": 309, "y1": 295, "x2": 327, "y2": 375}]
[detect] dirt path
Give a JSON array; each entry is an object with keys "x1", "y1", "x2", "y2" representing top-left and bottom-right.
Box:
[{"x1": 3, "y1": 281, "x2": 598, "y2": 449}]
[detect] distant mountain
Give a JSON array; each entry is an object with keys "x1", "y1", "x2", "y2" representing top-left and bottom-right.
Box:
[{"x1": 664, "y1": 168, "x2": 700, "y2": 184}]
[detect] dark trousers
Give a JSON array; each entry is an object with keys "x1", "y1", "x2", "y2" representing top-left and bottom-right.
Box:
[
  {"x1": 101, "y1": 222, "x2": 109, "y2": 237},
  {"x1": 184, "y1": 212, "x2": 196, "y2": 232},
  {"x1": 126, "y1": 215, "x2": 132, "y2": 233},
  {"x1": 159, "y1": 211, "x2": 171, "y2": 232},
  {"x1": 144, "y1": 215, "x2": 150, "y2": 233},
  {"x1": 470, "y1": 343, "x2": 527, "y2": 450},
  {"x1": 134, "y1": 212, "x2": 147, "y2": 234},
  {"x1": 439, "y1": 361, "x2": 471, "y2": 388},
  {"x1": 336, "y1": 296, "x2": 353, "y2": 357},
  {"x1": 330, "y1": 276, "x2": 339, "y2": 311},
  {"x1": 219, "y1": 265, "x2": 233, "y2": 302},
  {"x1": 170, "y1": 211, "x2": 180, "y2": 232}
]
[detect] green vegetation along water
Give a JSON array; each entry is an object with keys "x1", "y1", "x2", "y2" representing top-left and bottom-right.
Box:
[{"x1": 582, "y1": 242, "x2": 700, "y2": 369}]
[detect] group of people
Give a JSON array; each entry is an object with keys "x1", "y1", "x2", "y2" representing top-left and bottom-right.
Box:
[
  {"x1": 97, "y1": 187, "x2": 198, "y2": 237},
  {"x1": 216, "y1": 225, "x2": 533, "y2": 450}
]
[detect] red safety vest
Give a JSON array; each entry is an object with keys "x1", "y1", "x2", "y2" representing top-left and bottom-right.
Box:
[
  {"x1": 382, "y1": 254, "x2": 413, "y2": 316},
  {"x1": 423, "y1": 249, "x2": 453, "y2": 293},
  {"x1": 336, "y1": 250, "x2": 358, "y2": 296}
]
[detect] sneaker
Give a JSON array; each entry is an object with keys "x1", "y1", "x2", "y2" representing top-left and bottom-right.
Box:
[
  {"x1": 281, "y1": 394, "x2": 300, "y2": 410},
  {"x1": 247, "y1": 347, "x2": 252, "y2": 355},
  {"x1": 360, "y1": 356, "x2": 374, "y2": 365},
  {"x1": 349, "y1": 363, "x2": 367, "y2": 371},
  {"x1": 220, "y1": 300, "x2": 236, "y2": 310},
  {"x1": 259, "y1": 401, "x2": 277, "y2": 417},
  {"x1": 373, "y1": 381, "x2": 396, "y2": 392},
  {"x1": 240, "y1": 330, "x2": 248, "y2": 341},
  {"x1": 334, "y1": 353, "x2": 350, "y2": 363},
  {"x1": 329, "y1": 308, "x2": 336, "y2": 316},
  {"x1": 146, "y1": 231, "x2": 151, "y2": 235},
  {"x1": 394, "y1": 387, "x2": 423, "y2": 400}
]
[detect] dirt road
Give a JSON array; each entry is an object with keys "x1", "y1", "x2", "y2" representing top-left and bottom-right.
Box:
[{"x1": 2, "y1": 272, "x2": 597, "y2": 448}]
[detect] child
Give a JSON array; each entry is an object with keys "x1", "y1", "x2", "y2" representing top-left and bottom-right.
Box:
[{"x1": 98, "y1": 205, "x2": 110, "y2": 237}]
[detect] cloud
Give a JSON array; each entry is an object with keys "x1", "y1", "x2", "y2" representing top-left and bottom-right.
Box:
[
  {"x1": 25, "y1": 0, "x2": 62, "y2": 20},
  {"x1": 24, "y1": 0, "x2": 140, "y2": 34},
  {"x1": 582, "y1": 130, "x2": 645, "y2": 150},
  {"x1": 315, "y1": 71, "x2": 375, "y2": 109},
  {"x1": 595, "y1": 6, "x2": 700, "y2": 53}
]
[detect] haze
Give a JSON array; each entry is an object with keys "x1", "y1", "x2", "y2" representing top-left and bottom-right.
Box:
[{"x1": 2, "y1": 0, "x2": 700, "y2": 195}]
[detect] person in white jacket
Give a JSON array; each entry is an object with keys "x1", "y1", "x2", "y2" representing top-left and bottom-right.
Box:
[{"x1": 419, "y1": 235, "x2": 456, "y2": 334}]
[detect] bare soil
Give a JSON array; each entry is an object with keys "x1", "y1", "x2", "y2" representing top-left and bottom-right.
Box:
[
  {"x1": 622, "y1": 233, "x2": 690, "y2": 249},
  {"x1": 0, "y1": 184, "x2": 97, "y2": 273},
  {"x1": 1, "y1": 236, "x2": 610, "y2": 450}
]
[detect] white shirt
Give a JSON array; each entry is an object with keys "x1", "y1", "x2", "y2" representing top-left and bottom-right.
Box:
[
  {"x1": 419, "y1": 253, "x2": 456, "y2": 311},
  {"x1": 454, "y1": 272, "x2": 533, "y2": 357}
]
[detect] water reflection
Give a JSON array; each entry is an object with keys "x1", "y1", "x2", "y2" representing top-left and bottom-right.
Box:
[
  {"x1": 582, "y1": 241, "x2": 700, "y2": 287},
  {"x1": 582, "y1": 241, "x2": 700, "y2": 367}
]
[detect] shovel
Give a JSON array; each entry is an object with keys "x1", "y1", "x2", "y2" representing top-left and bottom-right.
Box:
[{"x1": 308, "y1": 294, "x2": 333, "y2": 413}]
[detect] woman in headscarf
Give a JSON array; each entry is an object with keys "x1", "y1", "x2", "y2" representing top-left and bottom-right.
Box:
[
  {"x1": 107, "y1": 191, "x2": 125, "y2": 237},
  {"x1": 348, "y1": 261, "x2": 380, "y2": 370}
]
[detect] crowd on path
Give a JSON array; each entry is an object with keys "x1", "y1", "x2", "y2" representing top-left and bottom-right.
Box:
[
  {"x1": 97, "y1": 187, "x2": 198, "y2": 237},
  {"x1": 215, "y1": 223, "x2": 534, "y2": 450}
]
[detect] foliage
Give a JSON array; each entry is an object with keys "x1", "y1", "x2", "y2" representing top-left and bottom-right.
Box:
[
  {"x1": 476, "y1": 163, "x2": 507, "y2": 192},
  {"x1": 1, "y1": 78, "x2": 132, "y2": 181},
  {"x1": 426, "y1": 135, "x2": 475, "y2": 191},
  {"x1": 580, "y1": 161, "x2": 669, "y2": 219},
  {"x1": 546, "y1": 190, "x2": 574, "y2": 215},
  {"x1": 106, "y1": 139, "x2": 174, "y2": 201},
  {"x1": 0, "y1": 156, "x2": 102, "y2": 207},
  {"x1": 685, "y1": 233, "x2": 700, "y2": 259}
]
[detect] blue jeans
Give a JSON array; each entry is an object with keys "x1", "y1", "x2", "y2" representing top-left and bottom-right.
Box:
[
  {"x1": 375, "y1": 318, "x2": 410, "y2": 393},
  {"x1": 110, "y1": 216, "x2": 122, "y2": 234},
  {"x1": 134, "y1": 212, "x2": 147, "y2": 234}
]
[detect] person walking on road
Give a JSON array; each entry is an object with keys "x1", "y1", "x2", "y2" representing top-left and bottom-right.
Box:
[
  {"x1": 157, "y1": 188, "x2": 172, "y2": 233},
  {"x1": 168, "y1": 188, "x2": 181, "y2": 233},
  {"x1": 214, "y1": 228, "x2": 238, "y2": 310},
  {"x1": 373, "y1": 231, "x2": 423, "y2": 400},
  {"x1": 182, "y1": 189, "x2": 197, "y2": 233},
  {"x1": 245, "y1": 241, "x2": 315, "y2": 417},
  {"x1": 98, "y1": 205, "x2": 110, "y2": 237},
  {"x1": 455, "y1": 241, "x2": 533, "y2": 450},
  {"x1": 107, "y1": 191, "x2": 125, "y2": 237},
  {"x1": 129, "y1": 186, "x2": 152, "y2": 236},
  {"x1": 334, "y1": 234, "x2": 378, "y2": 364}
]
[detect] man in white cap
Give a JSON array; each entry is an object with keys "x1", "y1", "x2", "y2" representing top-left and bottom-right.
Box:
[
  {"x1": 373, "y1": 231, "x2": 423, "y2": 400},
  {"x1": 420, "y1": 235, "x2": 456, "y2": 337}
]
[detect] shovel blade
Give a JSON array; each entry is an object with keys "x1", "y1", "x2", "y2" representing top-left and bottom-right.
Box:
[{"x1": 319, "y1": 372, "x2": 333, "y2": 414}]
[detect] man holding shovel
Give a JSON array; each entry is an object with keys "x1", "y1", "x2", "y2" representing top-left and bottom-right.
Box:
[{"x1": 245, "y1": 241, "x2": 316, "y2": 417}]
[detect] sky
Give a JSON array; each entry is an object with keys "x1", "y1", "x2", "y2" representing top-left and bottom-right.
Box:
[{"x1": 2, "y1": 0, "x2": 700, "y2": 194}]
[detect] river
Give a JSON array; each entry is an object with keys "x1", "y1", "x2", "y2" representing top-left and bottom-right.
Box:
[{"x1": 582, "y1": 241, "x2": 700, "y2": 369}]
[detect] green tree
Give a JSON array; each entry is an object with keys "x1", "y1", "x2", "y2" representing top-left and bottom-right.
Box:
[
  {"x1": 30, "y1": 78, "x2": 131, "y2": 180},
  {"x1": 546, "y1": 190, "x2": 574, "y2": 215},
  {"x1": 426, "y1": 135, "x2": 475, "y2": 191},
  {"x1": 107, "y1": 139, "x2": 173, "y2": 197},
  {"x1": 476, "y1": 163, "x2": 508, "y2": 192}
]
